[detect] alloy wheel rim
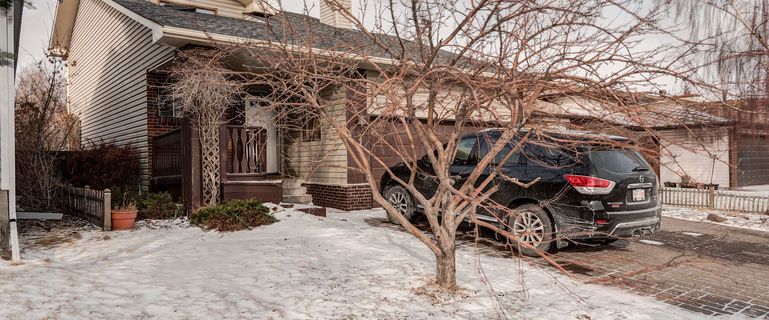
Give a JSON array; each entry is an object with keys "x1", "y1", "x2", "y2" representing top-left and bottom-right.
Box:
[
  {"x1": 388, "y1": 191, "x2": 408, "y2": 216},
  {"x1": 510, "y1": 211, "x2": 545, "y2": 247}
]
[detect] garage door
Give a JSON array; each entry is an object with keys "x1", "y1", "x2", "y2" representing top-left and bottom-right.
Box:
[{"x1": 736, "y1": 134, "x2": 769, "y2": 186}]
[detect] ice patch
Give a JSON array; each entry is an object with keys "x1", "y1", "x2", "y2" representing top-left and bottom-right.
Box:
[{"x1": 639, "y1": 239, "x2": 665, "y2": 246}]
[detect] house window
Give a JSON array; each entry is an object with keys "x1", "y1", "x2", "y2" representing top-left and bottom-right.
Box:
[
  {"x1": 302, "y1": 112, "x2": 322, "y2": 142},
  {"x1": 157, "y1": 87, "x2": 182, "y2": 118}
]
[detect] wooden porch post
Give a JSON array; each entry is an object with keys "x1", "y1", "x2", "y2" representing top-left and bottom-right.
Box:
[{"x1": 182, "y1": 119, "x2": 202, "y2": 212}]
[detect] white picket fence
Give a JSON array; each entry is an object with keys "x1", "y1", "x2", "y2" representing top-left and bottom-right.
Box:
[{"x1": 660, "y1": 187, "x2": 769, "y2": 214}]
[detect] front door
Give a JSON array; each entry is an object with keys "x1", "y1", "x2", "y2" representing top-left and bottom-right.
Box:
[{"x1": 245, "y1": 97, "x2": 278, "y2": 174}]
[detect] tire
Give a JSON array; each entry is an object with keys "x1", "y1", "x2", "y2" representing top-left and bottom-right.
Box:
[
  {"x1": 383, "y1": 184, "x2": 416, "y2": 224},
  {"x1": 505, "y1": 204, "x2": 554, "y2": 257}
]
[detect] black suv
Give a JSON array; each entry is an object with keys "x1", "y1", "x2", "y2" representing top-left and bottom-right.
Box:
[{"x1": 380, "y1": 129, "x2": 661, "y2": 256}]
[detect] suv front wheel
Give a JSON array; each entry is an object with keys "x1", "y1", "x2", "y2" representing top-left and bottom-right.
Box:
[
  {"x1": 383, "y1": 184, "x2": 416, "y2": 224},
  {"x1": 506, "y1": 204, "x2": 554, "y2": 257}
]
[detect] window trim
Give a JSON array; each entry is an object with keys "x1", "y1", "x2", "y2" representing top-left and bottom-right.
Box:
[
  {"x1": 157, "y1": 87, "x2": 183, "y2": 118},
  {"x1": 453, "y1": 135, "x2": 480, "y2": 166}
]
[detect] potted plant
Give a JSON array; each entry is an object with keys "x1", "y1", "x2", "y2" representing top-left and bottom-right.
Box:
[{"x1": 112, "y1": 194, "x2": 138, "y2": 230}]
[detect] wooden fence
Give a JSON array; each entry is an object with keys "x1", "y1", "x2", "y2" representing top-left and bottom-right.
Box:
[
  {"x1": 660, "y1": 187, "x2": 769, "y2": 214},
  {"x1": 60, "y1": 186, "x2": 111, "y2": 230},
  {"x1": 152, "y1": 129, "x2": 183, "y2": 178}
]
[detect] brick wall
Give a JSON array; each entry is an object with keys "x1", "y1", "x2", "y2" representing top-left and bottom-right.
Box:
[
  {"x1": 146, "y1": 71, "x2": 183, "y2": 176},
  {"x1": 305, "y1": 183, "x2": 373, "y2": 211}
]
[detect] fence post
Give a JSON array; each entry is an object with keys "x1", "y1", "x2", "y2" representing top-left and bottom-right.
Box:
[
  {"x1": 707, "y1": 187, "x2": 715, "y2": 209},
  {"x1": 103, "y1": 189, "x2": 112, "y2": 231}
]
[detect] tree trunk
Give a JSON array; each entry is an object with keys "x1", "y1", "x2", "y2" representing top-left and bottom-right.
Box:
[{"x1": 435, "y1": 244, "x2": 457, "y2": 289}]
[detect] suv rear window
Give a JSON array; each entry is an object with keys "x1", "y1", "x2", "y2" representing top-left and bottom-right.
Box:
[{"x1": 589, "y1": 148, "x2": 649, "y2": 173}]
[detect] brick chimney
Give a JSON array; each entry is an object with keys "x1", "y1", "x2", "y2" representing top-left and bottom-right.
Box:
[{"x1": 320, "y1": 0, "x2": 353, "y2": 29}]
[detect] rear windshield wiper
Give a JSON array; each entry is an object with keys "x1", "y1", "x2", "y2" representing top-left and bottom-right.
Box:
[{"x1": 632, "y1": 166, "x2": 649, "y2": 172}]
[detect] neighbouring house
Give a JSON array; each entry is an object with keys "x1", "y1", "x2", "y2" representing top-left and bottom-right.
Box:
[
  {"x1": 700, "y1": 98, "x2": 769, "y2": 188},
  {"x1": 537, "y1": 94, "x2": 769, "y2": 189}
]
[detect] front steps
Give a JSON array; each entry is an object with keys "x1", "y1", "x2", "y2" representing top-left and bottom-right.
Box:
[{"x1": 282, "y1": 179, "x2": 312, "y2": 205}]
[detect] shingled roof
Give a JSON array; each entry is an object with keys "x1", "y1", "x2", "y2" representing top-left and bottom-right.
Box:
[{"x1": 113, "y1": 0, "x2": 455, "y2": 63}]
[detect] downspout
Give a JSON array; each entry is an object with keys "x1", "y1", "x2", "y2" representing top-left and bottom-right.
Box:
[{"x1": 1, "y1": 0, "x2": 21, "y2": 261}]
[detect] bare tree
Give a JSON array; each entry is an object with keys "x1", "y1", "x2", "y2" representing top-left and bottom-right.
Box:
[
  {"x1": 159, "y1": 0, "x2": 726, "y2": 290},
  {"x1": 667, "y1": 0, "x2": 769, "y2": 98},
  {"x1": 208, "y1": 0, "x2": 710, "y2": 289},
  {"x1": 15, "y1": 59, "x2": 79, "y2": 210},
  {"x1": 168, "y1": 49, "x2": 245, "y2": 207}
]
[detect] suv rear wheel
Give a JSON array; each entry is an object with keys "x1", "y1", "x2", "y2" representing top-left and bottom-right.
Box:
[
  {"x1": 506, "y1": 204, "x2": 553, "y2": 257},
  {"x1": 384, "y1": 184, "x2": 416, "y2": 224}
]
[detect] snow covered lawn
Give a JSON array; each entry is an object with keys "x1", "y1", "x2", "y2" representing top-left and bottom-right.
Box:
[
  {"x1": 663, "y1": 205, "x2": 769, "y2": 232},
  {"x1": 1, "y1": 208, "x2": 700, "y2": 319}
]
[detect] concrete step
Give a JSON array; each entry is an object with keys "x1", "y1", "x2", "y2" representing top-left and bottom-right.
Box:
[
  {"x1": 282, "y1": 179, "x2": 304, "y2": 189},
  {"x1": 282, "y1": 194, "x2": 313, "y2": 205},
  {"x1": 282, "y1": 186, "x2": 307, "y2": 196}
]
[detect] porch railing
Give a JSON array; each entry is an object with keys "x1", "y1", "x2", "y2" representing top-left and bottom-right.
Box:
[
  {"x1": 224, "y1": 125, "x2": 267, "y2": 175},
  {"x1": 152, "y1": 129, "x2": 183, "y2": 178}
]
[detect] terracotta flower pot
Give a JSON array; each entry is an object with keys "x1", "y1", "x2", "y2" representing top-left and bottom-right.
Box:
[{"x1": 111, "y1": 209, "x2": 138, "y2": 230}]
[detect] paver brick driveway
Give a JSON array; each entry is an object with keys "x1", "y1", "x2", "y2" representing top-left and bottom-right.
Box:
[{"x1": 369, "y1": 213, "x2": 769, "y2": 318}]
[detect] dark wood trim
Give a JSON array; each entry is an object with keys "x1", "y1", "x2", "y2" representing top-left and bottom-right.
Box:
[
  {"x1": 219, "y1": 125, "x2": 229, "y2": 186},
  {"x1": 181, "y1": 119, "x2": 202, "y2": 212}
]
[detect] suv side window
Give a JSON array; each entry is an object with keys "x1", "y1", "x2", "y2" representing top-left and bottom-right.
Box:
[
  {"x1": 478, "y1": 137, "x2": 522, "y2": 166},
  {"x1": 523, "y1": 143, "x2": 578, "y2": 168},
  {"x1": 453, "y1": 136, "x2": 478, "y2": 165}
]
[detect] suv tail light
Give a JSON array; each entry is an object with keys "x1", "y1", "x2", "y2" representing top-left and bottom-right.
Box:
[{"x1": 564, "y1": 174, "x2": 616, "y2": 195}]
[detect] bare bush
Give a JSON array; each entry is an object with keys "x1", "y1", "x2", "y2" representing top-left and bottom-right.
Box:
[
  {"x1": 14, "y1": 59, "x2": 78, "y2": 211},
  {"x1": 168, "y1": 49, "x2": 246, "y2": 207}
]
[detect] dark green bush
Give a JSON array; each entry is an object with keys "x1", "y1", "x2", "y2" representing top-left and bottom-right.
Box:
[
  {"x1": 192, "y1": 199, "x2": 276, "y2": 232},
  {"x1": 138, "y1": 192, "x2": 180, "y2": 220}
]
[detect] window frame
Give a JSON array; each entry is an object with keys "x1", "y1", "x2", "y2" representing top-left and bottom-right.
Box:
[
  {"x1": 452, "y1": 135, "x2": 480, "y2": 166},
  {"x1": 156, "y1": 86, "x2": 183, "y2": 119}
]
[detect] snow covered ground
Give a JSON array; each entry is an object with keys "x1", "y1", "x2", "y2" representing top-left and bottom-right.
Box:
[
  {"x1": 1, "y1": 208, "x2": 704, "y2": 319},
  {"x1": 663, "y1": 205, "x2": 769, "y2": 232}
]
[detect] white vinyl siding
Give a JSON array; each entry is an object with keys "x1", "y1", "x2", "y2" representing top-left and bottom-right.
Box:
[
  {"x1": 365, "y1": 70, "x2": 512, "y2": 122},
  {"x1": 67, "y1": 0, "x2": 175, "y2": 187},
  {"x1": 659, "y1": 127, "x2": 731, "y2": 188},
  {"x1": 285, "y1": 85, "x2": 348, "y2": 185}
]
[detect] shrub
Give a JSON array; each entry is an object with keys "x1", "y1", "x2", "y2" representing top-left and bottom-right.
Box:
[
  {"x1": 192, "y1": 199, "x2": 276, "y2": 232},
  {"x1": 138, "y1": 192, "x2": 180, "y2": 220},
  {"x1": 61, "y1": 141, "x2": 140, "y2": 190}
]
